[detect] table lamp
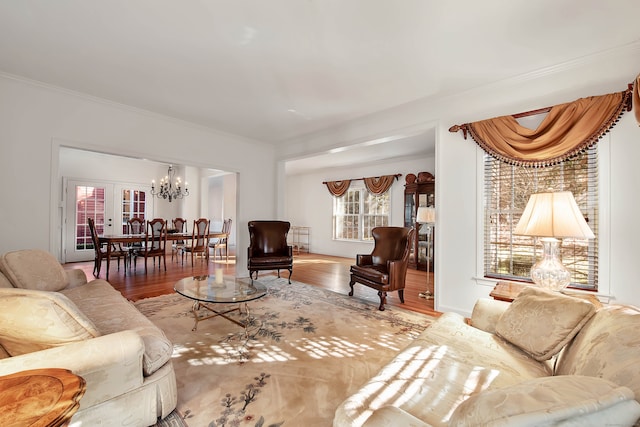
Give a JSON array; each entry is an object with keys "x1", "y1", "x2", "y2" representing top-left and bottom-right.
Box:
[
  {"x1": 416, "y1": 206, "x2": 436, "y2": 299},
  {"x1": 514, "y1": 191, "x2": 594, "y2": 291}
]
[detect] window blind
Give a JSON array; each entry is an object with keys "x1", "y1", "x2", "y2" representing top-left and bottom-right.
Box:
[{"x1": 484, "y1": 146, "x2": 598, "y2": 290}]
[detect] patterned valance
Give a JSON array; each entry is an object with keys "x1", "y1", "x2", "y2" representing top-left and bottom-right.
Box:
[
  {"x1": 323, "y1": 174, "x2": 401, "y2": 196},
  {"x1": 450, "y1": 87, "x2": 633, "y2": 167},
  {"x1": 364, "y1": 175, "x2": 396, "y2": 195},
  {"x1": 324, "y1": 180, "x2": 351, "y2": 197}
]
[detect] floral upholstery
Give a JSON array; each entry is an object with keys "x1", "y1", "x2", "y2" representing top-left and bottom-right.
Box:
[
  {"x1": 335, "y1": 294, "x2": 640, "y2": 427},
  {"x1": 0, "y1": 249, "x2": 71, "y2": 291},
  {"x1": 61, "y1": 280, "x2": 173, "y2": 376},
  {"x1": 334, "y1": 311, "x2": 550, "y2": 427},
  {"x1": 0, "y1": 288, "x2": 100, "y2": 355},
  {"x1": 495, "y1": 287, "x2": 596, "y2": 361},
  {"x1": 449, "y1": 376, "x2": 640, "y2": 427},
  {"x1": 556, "y1": 304, "x2": 640, "y2": 407}
]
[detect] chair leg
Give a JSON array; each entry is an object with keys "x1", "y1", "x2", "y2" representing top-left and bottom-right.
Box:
[
  {"x1": 398, "y1": 289, "x2": 405, "y2": 304},
  {"x1": 377, "y1": 291, "x2": 387, "y2": 311},
  {"x1": 287, "y1": 268, "x2": 292, "y2": 284},
  {"x1": 348, "y1": 279, "x2": 355, "y2": 296}
]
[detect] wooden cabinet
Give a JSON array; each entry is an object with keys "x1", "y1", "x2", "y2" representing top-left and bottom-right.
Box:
[{"x1": 404, "y1": 172, "x2": 435, "y2": 270}]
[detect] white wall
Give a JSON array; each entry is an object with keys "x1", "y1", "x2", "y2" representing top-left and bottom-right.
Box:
[
  {"x1": 285, "y1": 156, "x2": 435, "y2": 258},
  {"x1": 280, "y1": 43, "x2": 640, "y2": 314},
  {"x1": 0, "y1": 74, "x2": 275, "y2": 277},
  {"x1": 207, "y1": 173, "x2": 237, "y2": 248},
  {"x1": 60, "y1": 148, "x2": 182, "y2": 221}
]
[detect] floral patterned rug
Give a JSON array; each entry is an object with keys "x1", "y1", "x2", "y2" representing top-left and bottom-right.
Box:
[{"x1": 136, "y1": 277, "x2": 433, "y2": 427}]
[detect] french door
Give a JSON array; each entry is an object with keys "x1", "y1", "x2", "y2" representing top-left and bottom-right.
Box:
[{"x1": 63, "y1": 179, "x2": 152, "y2": 262}]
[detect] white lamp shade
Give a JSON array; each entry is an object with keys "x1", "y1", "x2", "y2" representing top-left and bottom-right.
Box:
[
  {"x1": 416, "y1": 206, "x2": 436, "y2": 224},
  {"x1": 514, "y1": 191, "x2": 594, "y2": 239}
]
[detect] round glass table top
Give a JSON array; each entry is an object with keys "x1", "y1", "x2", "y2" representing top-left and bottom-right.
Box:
[{"x1": 174, "y1": 275, "x2": 267, "y2": 303}]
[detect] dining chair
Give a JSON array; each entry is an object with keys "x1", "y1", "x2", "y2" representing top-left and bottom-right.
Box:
[
  {"x1": 87, "y1": 217, "x2": 129, "y2": 278},
  {"x1": 132, "y1": 218, "x2": 167, "y2": 274},
  {"x1": 125, "y1": 217, "x2": 146, "y2": 264},
  {"x1": 209, "y1": 218, "x2": 232, "y2": 262},
  {"x1": 182, "y1": 218, "x2": 210, "y2": 266},
  {"x1": 127, "y1": 217, "x2": 145, "y2": 234},
  {"x1": 171, "y1": 217, "x2": 187, "y2": 262}
]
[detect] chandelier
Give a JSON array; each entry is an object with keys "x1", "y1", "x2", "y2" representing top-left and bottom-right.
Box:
[{"x1": 151, "y1": 165, "x2": 189, "y2": 202}]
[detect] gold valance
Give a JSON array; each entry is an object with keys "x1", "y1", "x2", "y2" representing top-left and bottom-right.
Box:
[
  {"x1": 450, "y1": 87, "x2": 633, "y2": 167},
  {"x1": 364, "y1": 175, "x2": 396, "y2": 195},
  {"x1": 323, "y1": 174, "x2": 401, "y2": 196},
  {"x1": 324, "y1": 180, "x2": 351, "y2": 197}
]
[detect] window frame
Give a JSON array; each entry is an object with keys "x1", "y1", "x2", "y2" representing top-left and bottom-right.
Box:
[
  {"x1": 332, "y1": 184, "x2": 391, "y2": 242},
  {"x1": 480, "y1": 145, "x2": 602, "y2": 291}
]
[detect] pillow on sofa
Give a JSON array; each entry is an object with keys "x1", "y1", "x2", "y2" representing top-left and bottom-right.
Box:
[
  {"x1": 495, "y1": 286, "x2": 595, "y2": 361},
  {"x1": 0, "y1": 288, "x2": 100, "y2": 356},
  {"x1": 449, "y1": 376, "x2": 640, "y2": 427},
  {"x1": 0, "y1": 249, "x2": 69, "y2": 291}
]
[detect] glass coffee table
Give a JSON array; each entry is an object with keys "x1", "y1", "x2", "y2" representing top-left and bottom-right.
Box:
[{"x1": 174, "y1": 275, "x2": 267, "y2": 331}]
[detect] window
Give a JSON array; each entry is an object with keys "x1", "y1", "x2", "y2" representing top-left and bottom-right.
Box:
[
  {"x1": 121, "y1": 189, "x2": 147, "y2": 233},
  {"x1": 333, "y1": 186, "x2": 390, "y2": 241},
  {"x1": 484, "y1": 146, "x2": 598, "y2": 290}
]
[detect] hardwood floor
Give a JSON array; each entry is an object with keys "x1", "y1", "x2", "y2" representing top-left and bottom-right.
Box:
[{"x1": 65, "y1": 250, "x2": 439, "y2": 317}]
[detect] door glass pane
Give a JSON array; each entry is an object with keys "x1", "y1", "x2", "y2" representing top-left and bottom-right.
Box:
[
  {"x1": 122, "y1": 189, "x2": 147, "y2": 233},
  {"x1": 75, "y1": 186, "x2": 106, "y2": 250}
]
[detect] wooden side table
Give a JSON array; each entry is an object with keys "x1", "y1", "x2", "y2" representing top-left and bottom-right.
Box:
[
  {"x1": 490, "y1": 281, "x2": 602, "y2": 307},
  {"x1": 489, "y1": 281, "x2": 527, "y2": 302},
  {"x1": 0, "y1": 368, "x2": 86, "y2": 427}
]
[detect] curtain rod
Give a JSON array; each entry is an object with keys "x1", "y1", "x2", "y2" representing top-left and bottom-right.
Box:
[
  {"x1": 449, "y1": 82, "x2": 635, "y2": 138},
  {"x1": 322, "y1": 174, "x2": 402, "y2": 184}
]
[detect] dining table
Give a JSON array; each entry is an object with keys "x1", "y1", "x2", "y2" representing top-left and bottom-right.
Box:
[{"x1": 98, "y1": 231, "x2": 228, "y2": 280}]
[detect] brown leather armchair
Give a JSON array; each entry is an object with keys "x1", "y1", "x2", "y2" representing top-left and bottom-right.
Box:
[
  {"x1": 349, "y1": 226, "x2": 414, "y2": 311},
  {"x1": 247, "y1": 220, "x2": 293, "y2": 283}
]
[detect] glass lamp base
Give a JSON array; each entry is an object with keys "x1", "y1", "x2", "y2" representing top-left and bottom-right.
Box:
[{"x1": 531, "y1": 238, "x2": 570, "y2": 291}]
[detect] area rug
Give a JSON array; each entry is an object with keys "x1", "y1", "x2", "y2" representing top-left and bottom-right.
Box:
[{"x1": 136, "y1": 277, "x2": 433, "y2": 427}]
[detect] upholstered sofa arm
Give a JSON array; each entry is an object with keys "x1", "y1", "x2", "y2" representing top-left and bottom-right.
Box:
[
  {"x1": 449, "y1": 375, "x2": 640, "y2": 427},
  {"x1": 0, "y1": 330, "x2": 145, "y2": 409},
  {"x1": 64, "y1": 268, "x2": 89, "y2": 288},
  {"x1": 361, "y1": 406, "x2": 433, "y2": 427},
  {"x1": 470, "y1": 298, "x2": 511, "y2": 334}
]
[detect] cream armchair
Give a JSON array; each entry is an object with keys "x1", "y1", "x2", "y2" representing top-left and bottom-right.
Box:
[{"x1": 0, "y1": 249, "x2": 177, "y2": 426}]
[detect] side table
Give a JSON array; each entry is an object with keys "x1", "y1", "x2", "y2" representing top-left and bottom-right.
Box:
[
  {"x1": 489, "y1": 281, "x2": 527, "y2": 302},
  {"x1": 490, "y1": 281, "x2": 602, "y2": 307},
  {"x1": 0, "y1": 368, "x2": 86, "y2": 427}
]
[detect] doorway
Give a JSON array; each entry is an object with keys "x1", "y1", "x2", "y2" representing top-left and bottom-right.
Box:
[{"x1": 63, "y1": 178, "x2": 152, "y2": 262}]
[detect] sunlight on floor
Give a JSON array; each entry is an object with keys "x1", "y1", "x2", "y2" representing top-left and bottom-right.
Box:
[{"x1": 173, "y1": 330, "x2": 423, "y2": 366}]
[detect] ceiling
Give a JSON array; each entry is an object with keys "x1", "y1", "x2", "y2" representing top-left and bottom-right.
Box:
[{"x1": 1, "y1": 1, "x2": 639, "y2": 172}]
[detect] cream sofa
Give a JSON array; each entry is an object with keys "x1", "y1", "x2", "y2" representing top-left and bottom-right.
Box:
[
  {"x1": 334, "y1": 286, "x2": 640, "y2": 427},
  {"x1": 0, "y1": 249, "x2": 177, "y2": 426}
]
